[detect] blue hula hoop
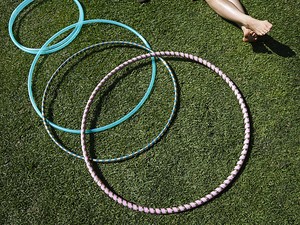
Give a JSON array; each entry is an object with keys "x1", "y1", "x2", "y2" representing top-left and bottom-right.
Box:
[
  {"x1": 28, "y1": 19, "x2": 157, "y2": 134},
  {"x1": 8, "y1": 0, "x2": 84, "y2": 55}
]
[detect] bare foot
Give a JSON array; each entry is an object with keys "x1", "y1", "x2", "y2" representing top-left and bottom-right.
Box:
[
  {"x1": 242, "y1": 26, "x2": 258, "y2": 42},
  {"x1": 245, "y1": 17, "x2": 272, "y2": 36}
]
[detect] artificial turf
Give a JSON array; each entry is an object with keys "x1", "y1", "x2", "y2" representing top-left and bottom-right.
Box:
[{"x1": 1, "y1": 0, "x2": 299, "y2": 224}]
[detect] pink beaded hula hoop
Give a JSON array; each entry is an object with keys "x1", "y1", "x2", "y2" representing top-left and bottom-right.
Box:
[{"x1": 81, "y1": 51, "x2": 251, "y2": 214}]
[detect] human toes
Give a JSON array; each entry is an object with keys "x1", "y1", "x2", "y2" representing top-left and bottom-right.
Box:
[{"x1": 263, "y1": 20, "x2": 272, "y2": 33}]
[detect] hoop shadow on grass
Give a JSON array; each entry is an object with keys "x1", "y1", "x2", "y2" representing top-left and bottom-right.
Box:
[
  {"x1": 12, "y1": 0, "x2": 84, "y2": 47},
  {"x1": 13, "y1": 0, "x2": 47, "y2": 44},
  {"x1": 85, "y1": 57, "x2": 253, "y2": 214},
  {"x1": 80, "y1": 57, "x2": 180, "y2": 199},
  {"x1": 45, "y1": 45, "x2": 179, "y2": 163},
  {"x1": 87, "y1": 61, "x2": 179, "y2": 158},
  {"x1": 172, "y1": 73, "x2": 254, "y2": 214}
]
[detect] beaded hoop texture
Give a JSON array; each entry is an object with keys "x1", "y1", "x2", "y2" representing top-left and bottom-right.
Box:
[
  {"x1": 8, "y1": 0, "x2": 84, "y2": 55},
  {"x1": 42, "y1": 41, "x2": 178, "y2": 163},
  {"x1": 81, "y1": 51, "x2": 251, "y2": 214},
  {"x1": 28, "y1": 19, "x2": 157, "y2": 134}
]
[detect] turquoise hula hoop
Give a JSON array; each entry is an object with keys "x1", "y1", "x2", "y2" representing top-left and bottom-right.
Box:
[
  {"x1": 28, "y1": 19, "x2": 157, "y2": 134},
  {"x1": 8, "y1": 0, "x2": 84, "y2": 55}
]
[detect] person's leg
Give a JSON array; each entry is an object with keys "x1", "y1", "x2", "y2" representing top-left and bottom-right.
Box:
[
  {"x1": 228, "y1": 0, "x2": 245, "y2": 12},
  {"x1": 205, "y1": 0, "x2": 272, "y2": 40},
  {"x1": 227, "y1": 0, "x2": 258, "y2": 42}
]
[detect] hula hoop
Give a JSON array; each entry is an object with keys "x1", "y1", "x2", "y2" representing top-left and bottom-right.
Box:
[
  {"x1": 42, "y1": 41, "x2": 178, "y2": 163},
  {"x1": 28, "y1": 19, "x2": 157, "y2": 134},
  {"x1": 81, "y1": 51, "x2": 251, "y2": 214},
  {"x1": 8, "y1": 0, "x2": 84, "y2": 55}
]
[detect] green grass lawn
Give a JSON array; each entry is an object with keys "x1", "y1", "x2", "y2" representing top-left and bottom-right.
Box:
[{"x1": 1, "y1": 0, "x2": 299, "y2": 224}]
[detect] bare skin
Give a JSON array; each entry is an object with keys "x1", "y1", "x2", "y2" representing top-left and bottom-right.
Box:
[{"x1": 205, "y1": 0, "x2": 272, "y2": 42}]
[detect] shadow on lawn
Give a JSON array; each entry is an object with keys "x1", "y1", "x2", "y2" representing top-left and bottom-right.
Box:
[
  {"x1": 12, "y1": 0, "x2": 86, "y2": 45},
  {"x1": 251, "y1": 35, "x2": 296, "y2": 57},
  {"x1": 222, "y1": 14, "x2": 296, "y2": 57},
  {"x1": 13, "y1": 0, "x2": 46, "y2": 44},
  {"x1": 184, "y1": 88, "x2": 254, "y2": 214}
]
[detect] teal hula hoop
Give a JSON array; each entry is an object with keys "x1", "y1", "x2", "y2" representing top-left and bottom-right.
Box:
[
  {"x1": 8, "y1": 0, "x2": 84, "y2": 55},
  {"x1": 28, "y1": 19, "x2": 157, "y2": 134}
]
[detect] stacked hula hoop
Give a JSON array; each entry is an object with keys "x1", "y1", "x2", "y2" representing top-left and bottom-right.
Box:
[{"x1": 9, "y1": 0, "x2": 251, "y2": 214}]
